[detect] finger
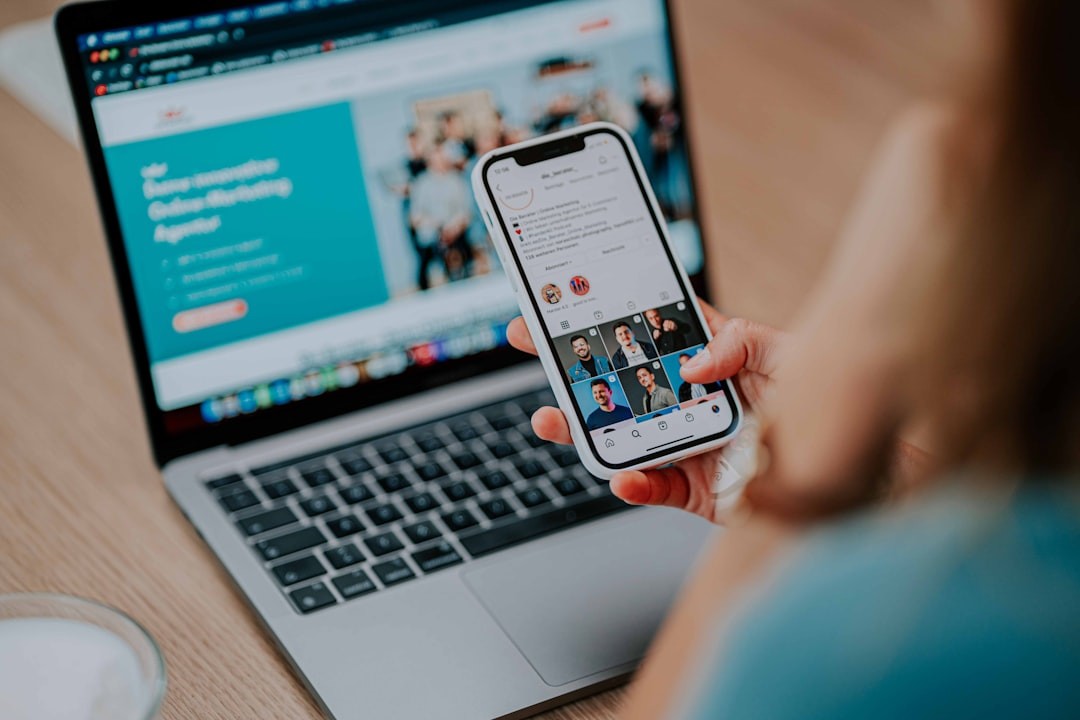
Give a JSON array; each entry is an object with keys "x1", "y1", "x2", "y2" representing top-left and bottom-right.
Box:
[
  {"x1": 610, "y1": 466, "x2": 692, "y2": 511},
  {"x1": 507, "y1": 317, "x2": 538, "y2": 355},
  {"x1": 681, "y1": 317, "x2": 785, "y2": 383},
  {"x1": 530, "y1": 406, "x2": 573, "y2": 445}
]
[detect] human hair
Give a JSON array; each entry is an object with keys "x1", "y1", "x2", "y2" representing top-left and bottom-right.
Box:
[
  {"x1": 747, "y1": 0, "x2": 1080, "y2": 519},
  {"x1": 613, "y1": 322, "x2": 631, "y2": 333},
  {"x1": 916, "y1": 0, "x2": 1080, "y2": 475},
  {"x1": 570, "y1": 335, "x2": 587, "y2": 345},
  {"x1": 591, "y1": 378, "x2": 611, "y2": 392},
  {"x1": 636, "y1": 366, "x2": 652, "y2": 377}
]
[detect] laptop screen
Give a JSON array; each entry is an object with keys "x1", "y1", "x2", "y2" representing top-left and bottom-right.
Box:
[{"x1": 67, "y1": 0, "x2": 706, "y2": 451}]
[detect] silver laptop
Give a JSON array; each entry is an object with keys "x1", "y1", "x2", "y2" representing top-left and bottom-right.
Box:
[{"x1": 56, "y1": 1, "x2": 713, "y2": 717}]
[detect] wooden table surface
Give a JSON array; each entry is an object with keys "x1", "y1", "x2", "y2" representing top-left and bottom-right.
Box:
[{"x1": 0, "y1": 1, "x2": 944, "y2": 717}]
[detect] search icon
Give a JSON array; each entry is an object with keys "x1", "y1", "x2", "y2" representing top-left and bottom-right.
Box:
[{"x1": 631, "y1": 429, "x2": 642, "y2": 438}]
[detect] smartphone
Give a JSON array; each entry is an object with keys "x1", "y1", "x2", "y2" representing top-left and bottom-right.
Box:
[{"x1": 472, "y1": 122, "x2": 743, "y2": 478}]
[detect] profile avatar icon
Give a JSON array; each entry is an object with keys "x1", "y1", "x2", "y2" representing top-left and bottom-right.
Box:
[
  {"x1": 541, "y1": 283, "x2": 562, "y2": 305},
  {"x1": 568, "y1": 275, "x2": 590, "y2": 296}
]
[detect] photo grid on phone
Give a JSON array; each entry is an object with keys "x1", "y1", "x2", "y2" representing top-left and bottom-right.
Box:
[{"x1": 554, "y1": 301, "x2": 721, "y2": 433}]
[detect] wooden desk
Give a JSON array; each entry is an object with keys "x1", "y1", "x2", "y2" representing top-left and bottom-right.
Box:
[{"x1": 0, "y1": 1, "x2": 943, "y2": 717}]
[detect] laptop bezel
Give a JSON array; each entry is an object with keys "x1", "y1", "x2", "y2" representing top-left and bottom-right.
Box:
[{"x1": 54, "y1": 0, "x2": 712, "y2": 468}]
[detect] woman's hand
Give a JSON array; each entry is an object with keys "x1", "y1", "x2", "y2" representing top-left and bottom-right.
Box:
[{"x1": 507, "y1": 299, "x2": 787, "y2": 523}]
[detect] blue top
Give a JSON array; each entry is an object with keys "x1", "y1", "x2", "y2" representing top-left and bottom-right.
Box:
[
  {"x1": 685, "y1": 483, "x2": 1080, "y2": 720},
  {"x1": 568, "y1": 354, "x2": 613, "y2": 383},
  {"x1": 587, "y1": 403, "x2": 634, "y2": 430}
]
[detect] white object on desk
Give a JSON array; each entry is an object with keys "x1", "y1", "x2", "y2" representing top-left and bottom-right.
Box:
[
  {"x1": 0, "y1": 17, "x2": 79, "y2": 145},
  {"x1": 0, "y1": 617, "x2": 147, "y2": 720}
]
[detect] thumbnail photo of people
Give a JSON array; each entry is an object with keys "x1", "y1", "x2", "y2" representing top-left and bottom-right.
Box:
[
  {"x1": 554, "y1": 328, "x2": 613, "y2": 383},
  {"x1": 660, "y1": 345, "x2": 722, "y2": 406},
  {"x1": 643, "y1": 301, "x2": 706, "y2": 355},
  {"x1": 618, "y1": 361, "x2": 678, "y2": 416},
  {"x1": 570, "y1": 374, "x2": 634, "y2": 430},
  {"x1": 600, "y1": 314, "x2": 659, "y2": 369},
  {"x1": 354, "y1": 30, "x2": 698, "y2": 297}
]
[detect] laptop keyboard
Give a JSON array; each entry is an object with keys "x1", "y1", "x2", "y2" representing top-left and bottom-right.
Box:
[{"x1": 202, "y1": 389, "x2": 632, "y2": 614}]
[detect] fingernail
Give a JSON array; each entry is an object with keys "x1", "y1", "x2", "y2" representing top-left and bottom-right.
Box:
[{"x1": 682, "y1": 348, "x2": 710, "y2": 371}]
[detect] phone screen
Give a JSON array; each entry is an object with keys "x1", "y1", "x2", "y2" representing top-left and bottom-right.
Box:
[{"x1": 482, "y1": 127, "x2": 739, "y2": 468}]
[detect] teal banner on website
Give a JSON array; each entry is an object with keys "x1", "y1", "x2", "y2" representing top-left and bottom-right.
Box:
[{"x1": 104, "y1": 102, "x2": 386, "y2": 362}]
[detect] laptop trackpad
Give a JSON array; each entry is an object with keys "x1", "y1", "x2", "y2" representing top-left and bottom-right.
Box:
[{"x1": 462, "y1": 508, "x2": 711, "y2": 687}]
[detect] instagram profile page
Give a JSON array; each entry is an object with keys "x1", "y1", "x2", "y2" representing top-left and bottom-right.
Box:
[{"x1": 488, "y1": 133, "x2": 735, "y2": 464}]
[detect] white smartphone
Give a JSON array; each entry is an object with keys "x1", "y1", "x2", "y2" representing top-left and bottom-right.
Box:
[{"x1": 472, "y1": 122, "x2": 743, "y2": 478}]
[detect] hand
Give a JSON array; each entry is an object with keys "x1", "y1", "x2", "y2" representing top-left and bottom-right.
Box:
[{"x1": 506, "y1": 299, "x2": 786, "y2": 523}]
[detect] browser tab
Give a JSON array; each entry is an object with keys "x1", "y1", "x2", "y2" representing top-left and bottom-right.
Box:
[{"x1": 157, "y1": 20, "x2": 193, "y2": 36}]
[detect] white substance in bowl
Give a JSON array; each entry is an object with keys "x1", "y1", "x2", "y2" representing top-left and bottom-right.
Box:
[{"x1": 0, "y1": 617, "x2": 146, "y2": 720}]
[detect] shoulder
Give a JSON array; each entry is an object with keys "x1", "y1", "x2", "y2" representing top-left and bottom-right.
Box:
[{"x1": 689, "y1": 484, "x2": 1080, "y2": 720}]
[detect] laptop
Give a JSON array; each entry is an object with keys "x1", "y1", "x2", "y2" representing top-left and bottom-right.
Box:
[{"x1": 55, "y1": 1, "x2": 714, "y2": 717}]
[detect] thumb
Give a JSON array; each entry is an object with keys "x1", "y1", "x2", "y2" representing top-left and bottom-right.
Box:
[{"x1": 681, "y1": 318, "x2": 784, "y2": 383}]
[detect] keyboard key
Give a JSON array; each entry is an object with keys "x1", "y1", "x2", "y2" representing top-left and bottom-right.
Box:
[
  {"x1": 554, "y1": 477, "x2": 586, "y2": 497},
  {"x1": 332, "y1": 569, "x2": 377, "y2": 599},
  {"x1": 364, "y1": 531, "x2": 404, "y2": 557},
  {"x1": 514, "y1": 459, "x2": 546, "y2": 479},
  {"x1": 262, "y1": 477, "x2": 299, "y2": 499},
  {"x1": 442, "y1": 481, "x2": 476, "y2": 502},
  {"x1": 372, "y1": 557, "x2": 416, "y2": 587},
  {"x1": 290, "y1": 582, "x2": 336, "y2": 614},
  {"x1": 256, "y1": 526, "x2": 326, "y2": 561},
  {"x1": 326, "y1": 514, "x2": 365, "y2": 538},
  {"x1": 486, "y1": 414, "x2": 516, "y2": 431},
  {"x1": 405, "y1": 492, "x2": 438, "y2": 514},
  {"x1": 451, "y1": 451, "x2": 481, "y2": 470},
  {"x1": 366, "y1": 503, "x2": 403, "y2": 526},
  {"x1": 523, "y1": 432, "x2": 546, "y2": 448},
  {"x1": 479, "y1": 498, "x2": 514, "y2": 521},
  {"x1": 219, "y1": 488, "x2": 259, "y2": 513},
  {"x1": 376, "y1": 472, "x2": 410, "y2": 494},
  {"x1": 414, "y1": 461, "x2": 446, "y2": 482},
  {"x1": 206, "y1": 473, "x2": 243, "y2": 490},
  {"x1": 516, "y1": 487, "x2": 551, "y2": 509},
  {"x1": 403, "y1": 521, "x2": 441, "y2": 545},
  {"x1": 478, "y1": 470, "x2": 511, "y2": 491},
  {"x1": 237, "y1": 507, "x2": 297, "y2": 536},
  {"x1": 300, "y1": 466, "x2": 336, "y2": 488},
  {"x1": 324, "y1": 543, "x2": 364, "y2": 570},
  {"x1": 272, "y1": 555, "x2": 325, "y2": 586},
  {"x1": 441, "y1": 508, "x2": 479, "y2": 532},
  {"x1": 551, "y1": 447, "x2": 580, "y2": 468},
  {"x1": 300, "y1": 495, "x2": 336, "y2": 517},
  {"x1": 411, "y1": 541, "x2": 463, "y2": 573},
  {"x1": 413, "y1": 433, "x2": 443, "y2": 453},
  {"x1": 340, "y1": 482, "x2": 374, "y2": 505},
  {"x1": 377, "y1": 443, "x2": 409, "y2": 464},
  {"x1": 461, "y1": 495, "x2": 630, "y2": 558},
  {"x1": 450, "y1": 423, "x2": 479, "y2": 442},
  {"x1": 490, "y1": 441, "x2": 516, "y2": 459},
  {"x1": 338, "y1": 454, "x2": 372, "y2": 476}
]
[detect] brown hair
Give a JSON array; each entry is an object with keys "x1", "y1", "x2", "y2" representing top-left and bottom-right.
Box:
[
  {"x1": 747, "y1": 0, "x2": 1080, "y2": 520},
  {"x1": 919, "y1": 0, "x2": 1080, "y2": 475}
]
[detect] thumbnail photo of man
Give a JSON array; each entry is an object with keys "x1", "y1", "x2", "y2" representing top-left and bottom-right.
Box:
[
  {"x1": 557, "y1": 332, "x2": 613, "y2": 382},
  {"x1": 579, "y1": 377, "x2": 635, "y2": 430},
  {"x1": 661, "y1": 346, "x2": 722, "y2": 404},
  {"x1": 604, "y1": 318, "x2": 659, "y2": 369},
  {"x1": 635, "y1": 365, "x2": 677, "y2": 414},
  {"x1": 643, "y1": 302, "x2": 703, "y2": 355},
  {"x1": 617, "y1": 362, "x2": 678, "y2": 416}
]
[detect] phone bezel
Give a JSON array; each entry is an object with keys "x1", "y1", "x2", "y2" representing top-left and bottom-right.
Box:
[{"x1": 479, "y1": 123, "x2": 741, "y2": 471}]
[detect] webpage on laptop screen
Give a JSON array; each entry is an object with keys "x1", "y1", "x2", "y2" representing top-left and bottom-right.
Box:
[{"x1": 81, "y1": 0, "x2": 703, "y2": 430}]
